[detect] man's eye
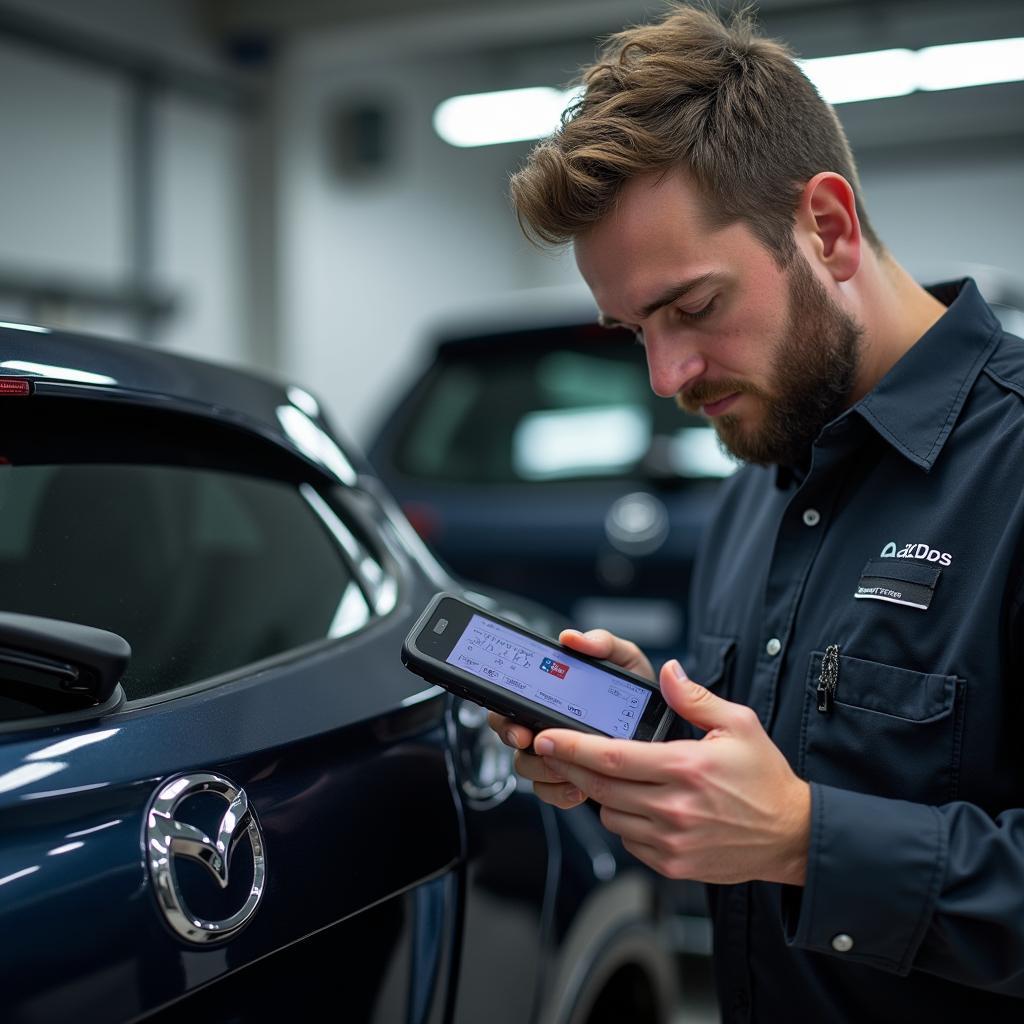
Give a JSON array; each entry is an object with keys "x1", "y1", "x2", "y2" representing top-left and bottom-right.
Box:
[{"x1": 677, "y1": 296, "x2": 717, "y2": 322}]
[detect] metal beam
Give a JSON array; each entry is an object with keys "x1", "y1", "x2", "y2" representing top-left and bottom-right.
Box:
[{"x1": 0, "y1": 3, "x2": 262, "y2": 110}]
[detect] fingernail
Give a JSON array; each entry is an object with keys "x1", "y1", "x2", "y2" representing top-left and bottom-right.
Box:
[
  {"x1": 669, "y1": 659, "x2": 689, "y2": 681},
  {"x1": 505, "y1": 731, "x2": 519, "y2": 748},
  {"x1": 534, "y1": 736, "x2": 555, "y2": 755},
  {"x1": 565, "y1": 787, "x2": 583, "y2": 803}
]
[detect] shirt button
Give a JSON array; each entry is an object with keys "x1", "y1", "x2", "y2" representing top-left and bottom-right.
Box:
[
  {"x1": 831, "y1": 933, "x2": 854, "y2": 953},
  {"x1": 802, "y1": 508, "x2": 821, "y2": 527},
  {"x1": 766, "y1": 637, "x2": 782, "y2": 657}
]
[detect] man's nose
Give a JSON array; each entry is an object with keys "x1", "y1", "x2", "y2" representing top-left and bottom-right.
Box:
[{"x1": 644, "y1": 335, "x2": 706, "y2": 398}]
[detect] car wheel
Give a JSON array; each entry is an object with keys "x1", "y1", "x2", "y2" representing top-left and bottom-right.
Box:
[
  {"x1": 538, "y1": 873, "x2": 679, "y2": 1024},
  {"x1": 568, "y1": 923, "x2": 678, "y2": 1024}
]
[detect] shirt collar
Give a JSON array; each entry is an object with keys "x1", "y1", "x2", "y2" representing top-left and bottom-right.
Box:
[{"x1": 854, "y1": 278, "x2": 1002, "y2": 471}]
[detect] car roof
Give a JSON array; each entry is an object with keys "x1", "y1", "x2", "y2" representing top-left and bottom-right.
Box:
[
  {"x1": 431, "y1": 319, "x2": 634, "y2": 357},
  {"x1": 0, "y1": 322, "x2": 366, "y2": 485}
]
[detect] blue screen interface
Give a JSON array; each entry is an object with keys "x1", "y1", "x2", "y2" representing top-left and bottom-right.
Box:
[{"x1": 446, "y1": 613, "x2": 652, "y2": 738}]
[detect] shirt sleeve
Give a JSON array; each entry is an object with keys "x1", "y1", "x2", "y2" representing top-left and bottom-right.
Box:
[{"x1": 781, "y1": 783, "x2": 1024, "y2": 995}]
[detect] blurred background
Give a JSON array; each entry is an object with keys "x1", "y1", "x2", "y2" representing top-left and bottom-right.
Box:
[{"x1": 1, "y1": 0, "x2": 1021, "y2": 439}]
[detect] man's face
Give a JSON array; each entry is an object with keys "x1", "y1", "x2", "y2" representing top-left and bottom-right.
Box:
[{"x1": 574, "y1": 170, "x2": 863, "y2": 466}]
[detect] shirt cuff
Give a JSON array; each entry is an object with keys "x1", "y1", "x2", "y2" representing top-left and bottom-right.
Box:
[{"x1": 781, "y1": 782, "x2": 947, "y2": 974}]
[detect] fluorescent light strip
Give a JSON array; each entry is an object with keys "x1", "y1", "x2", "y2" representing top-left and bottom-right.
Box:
[
  {"x1": 798, "y1": 48, "x2": 917, "y2": 105},
  {"x1": 435, "y1": 37, "x2": 1024, "y2": 147},
  {"x1": 798, "y1": 36, "x2": 1024, "y2": 103},
  {"x1": 917, "y1": 37, "x2": 1024, "y2": 91},
  {"x1": 434, "y1": 85, "x2": 581, "y2": 148}
]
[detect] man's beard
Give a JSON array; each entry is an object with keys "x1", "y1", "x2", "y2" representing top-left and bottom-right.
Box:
[{"x1": 676, "y1": 255, "x2": 863, "y2": 467}]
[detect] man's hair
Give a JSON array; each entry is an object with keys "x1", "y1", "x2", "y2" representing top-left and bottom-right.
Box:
[{"x1": 510, "y1": 3, "x2": 881, "y2": 263}]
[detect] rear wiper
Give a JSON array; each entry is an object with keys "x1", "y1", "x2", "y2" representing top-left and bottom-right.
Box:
[{"x1": 0, "y1": 612, "x2": 129, "y2": 714}]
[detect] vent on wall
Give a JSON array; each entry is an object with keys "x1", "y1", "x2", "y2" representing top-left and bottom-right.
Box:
[{"x1": 327, "y1": 100, "x2": 394, "y2": 181}]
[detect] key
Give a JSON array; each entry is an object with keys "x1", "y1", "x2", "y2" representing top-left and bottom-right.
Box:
[{"x1": 816, "y1": 644, "x2": 840, "y2": 713}]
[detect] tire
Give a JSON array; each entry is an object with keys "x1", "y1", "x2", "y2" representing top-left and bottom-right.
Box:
[{"x1": 538, "y1": 874, "x2": 679, "y2": 1024}]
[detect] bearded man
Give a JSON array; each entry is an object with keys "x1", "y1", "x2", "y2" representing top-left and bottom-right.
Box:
[{"x1": 489, "y1": 5, "x2": 1024, "y2": 1021}]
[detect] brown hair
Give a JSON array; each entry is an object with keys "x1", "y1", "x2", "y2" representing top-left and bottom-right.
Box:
[{"x1": 510, "y1": 3, "x2": 880, "y2": 263}]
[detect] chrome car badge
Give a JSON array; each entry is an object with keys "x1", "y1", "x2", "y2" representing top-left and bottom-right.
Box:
[{"x1": 144, "y1": 772, "x2": 266, "y2": 944}]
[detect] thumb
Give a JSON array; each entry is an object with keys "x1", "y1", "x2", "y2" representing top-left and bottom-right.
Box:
[{"x1": 660, "y1": 659, "x2": 736, "y2": 733}]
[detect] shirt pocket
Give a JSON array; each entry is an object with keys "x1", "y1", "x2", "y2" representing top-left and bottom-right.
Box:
[
  {"x1": 691, "y1": 633, "x2": 737, "y2": 693},
  {"x1": 670, "y1": 634, "x2": 737, "y2": 740},
  {"x1": 797, "y1": 650, "x2": 966, "y2": 805}
]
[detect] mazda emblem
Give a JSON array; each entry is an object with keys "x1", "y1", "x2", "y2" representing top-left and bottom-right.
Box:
[{"x1": 144, "y1": 772, "x2": 266, "y2": 944}]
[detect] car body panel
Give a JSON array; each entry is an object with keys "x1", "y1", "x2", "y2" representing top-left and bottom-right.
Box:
[
  {"x1": 1, "y1": 325, "x2": 372, "y2": 486},
  {"x1": 0, "y1": 324, "x2": 675, "y2": 1024},
  {"x1": 0, "y1": 595, "x2": 462, "y2": 1023}
]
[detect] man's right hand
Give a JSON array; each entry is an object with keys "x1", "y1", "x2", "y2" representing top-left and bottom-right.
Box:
[{"x1": 487, "y1": 627, "x2": 655, "y2": 808}]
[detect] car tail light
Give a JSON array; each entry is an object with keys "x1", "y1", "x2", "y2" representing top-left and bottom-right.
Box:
[{"x1": 0, "y1": 378, "x2": 31, "y2": 396}]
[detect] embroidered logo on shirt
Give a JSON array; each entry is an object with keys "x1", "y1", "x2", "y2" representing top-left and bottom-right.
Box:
[{"x1": 879, "y1": 541, "x2": 952, "y2": 566}]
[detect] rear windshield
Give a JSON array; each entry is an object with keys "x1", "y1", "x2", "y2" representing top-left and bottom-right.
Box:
[
  {"x1": 0, "y1": 398, "x2": 374, "y2": 706},
  {"x1": 392, "y1": 325, "x2": 737, "y2": 485}
]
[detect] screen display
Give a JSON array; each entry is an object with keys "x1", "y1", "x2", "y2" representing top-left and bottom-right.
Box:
[{"x1": 446, "y1": 613, "x2": 653, "y2": 738}]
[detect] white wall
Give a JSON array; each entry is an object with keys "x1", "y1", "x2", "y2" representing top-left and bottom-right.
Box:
[
  {"x1": 0, "y1": 0, "x2": 250, "y2": 364},
  {"x1": 277, "y1": 49, "x2": 577, "y2": 444},
  {"x1": 859, "y1": 145, "x2": 1024, "y2": 280},
  {"x1": 153, "y1": 94, "x2": 248, "y2": 364},
  {"x1": 0, "y1": 38, "x2": 129, "y2": 283}
]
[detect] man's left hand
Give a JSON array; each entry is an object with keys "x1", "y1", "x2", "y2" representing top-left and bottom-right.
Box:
[{"x1": 533, "y1": 660, "x2": 811, "y2": 886}]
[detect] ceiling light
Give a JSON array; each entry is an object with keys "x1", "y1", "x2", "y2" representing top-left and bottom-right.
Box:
[
  {"x1": 797, "y1": 49, "x2": 917, "y2": 104},
  {"x1": 916, "y1": 37, "x2": 1024, "y2": 91},
  {"x1": 434, "y1": 86, "x2": 580, "y2": 147},
  {"x1": 435, "y1": 37, "x2": 1024, "y2": 147}
]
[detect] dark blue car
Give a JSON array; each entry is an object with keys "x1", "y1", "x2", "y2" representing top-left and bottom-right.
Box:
[
  {"x1": 0, "y1": 326, "x2": 677, "y2": 1023},
  {"x1": 367, "y1": 313, "x2": 736, "y2": 668}
]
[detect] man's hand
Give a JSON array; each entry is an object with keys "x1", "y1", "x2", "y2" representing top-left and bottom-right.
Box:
[{"x1": 489, "y1": 636, "x2": 810, "y2": 886}]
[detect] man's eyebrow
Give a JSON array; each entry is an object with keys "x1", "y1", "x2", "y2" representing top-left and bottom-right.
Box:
[
  {"x1": 635, "y1": 272, "x2": 723, "y2": 321},
  {"x1": 596, "y1": 272, "x2": 725, "y2": 330}
]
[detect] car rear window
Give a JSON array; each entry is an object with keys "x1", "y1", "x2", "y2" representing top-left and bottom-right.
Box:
[
  {"x1": 0, "y1": 398, "x2": 380, "y2": 704},
  {"x1": 392, "y1": 325, "x2": 736, "y2": 484}
]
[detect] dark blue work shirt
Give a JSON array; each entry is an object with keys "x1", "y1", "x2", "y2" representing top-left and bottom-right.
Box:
[{"x1": 685, "y1": 280, "x2": 1024, "y2": 1021}]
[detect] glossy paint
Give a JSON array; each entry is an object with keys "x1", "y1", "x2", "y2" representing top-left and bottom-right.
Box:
[
  {"x1": 0, "y1": 587, "x2": 462, "y2": 1022},
  {"x1": 0, "y1": 325, "x2": 373, "y2": 486},
  {"x1": 0, "y1": 326, "x2": 671, "y2": 1024}
]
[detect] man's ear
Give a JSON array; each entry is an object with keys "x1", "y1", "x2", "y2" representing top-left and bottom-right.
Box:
[{"x1": 796, "y1": 172, "x2": 861, "y2": 283}]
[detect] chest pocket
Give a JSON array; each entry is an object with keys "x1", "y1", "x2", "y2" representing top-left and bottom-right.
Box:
[
  {"x1": 797, "y1": 650, "x2": 966, "y2": 805},
  {"x1": 669, "y1": 635, "x2": 737, "y2": 741},
  {"x1": 691, "y1": 634, "x2": 736, "y2": 694}
]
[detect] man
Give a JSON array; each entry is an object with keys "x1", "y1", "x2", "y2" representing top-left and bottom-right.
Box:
[{"x1": 488, "y1": 5, "x2": 1024, "y2": 1021}]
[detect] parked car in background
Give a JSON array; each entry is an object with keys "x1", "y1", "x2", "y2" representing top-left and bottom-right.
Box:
[
  {"x1": 0, "y1": 325, "x2": 678, "y2": 1024},
  {"x1": 368, "y1": 304, "x2": 736, "y2": 670}
]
